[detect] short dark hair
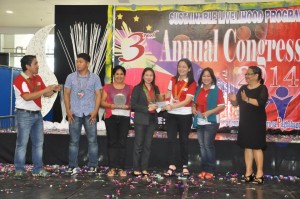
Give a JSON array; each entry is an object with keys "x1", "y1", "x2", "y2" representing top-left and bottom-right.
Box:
[
  {"x1": 20, "y1": 55, "x2": 36, "y2": 72},
  {"x1": 113, "y1": 65, "x2": 126, "y2": 76},
  {"x1": 77, "y1": 53, "x2": 91, "y2": 62},
  {"x1": 198, "y1": 67, "x2": 217, "y2": 86}
]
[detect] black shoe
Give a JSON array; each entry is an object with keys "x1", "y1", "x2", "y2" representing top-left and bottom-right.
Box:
[
  {"x1": 252, "y1": 176, "x2": 264, "y2": 184},
  {"x1": 241, "y1": 173, "x2": 255, "y2": 183},
  {"x1": 164, "y1": 167, "x2": 176, "y2": 177},
  {"x1": 182, "y1": 165, "x2": 190, "y2": 176}
]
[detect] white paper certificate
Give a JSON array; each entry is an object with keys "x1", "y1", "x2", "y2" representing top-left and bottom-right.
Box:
[{"x1": 156, "y1": 101, "x2": 169, "y2": 108}]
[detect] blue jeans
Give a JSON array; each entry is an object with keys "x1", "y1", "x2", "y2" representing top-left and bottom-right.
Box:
[
  {"x1": 69, "y1": 115, "x2": 98, "y2": 167},
  {"x1": 196, "y1": 123, "x2": 220, "y2": 173},
  {"x1": 14, "y1": 110, "x2": 44, "y2": 173}
]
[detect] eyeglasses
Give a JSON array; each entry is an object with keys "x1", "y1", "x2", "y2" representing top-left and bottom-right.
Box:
[{"x1": 245, "y1": 73, "x2": 255, "y2": 76}]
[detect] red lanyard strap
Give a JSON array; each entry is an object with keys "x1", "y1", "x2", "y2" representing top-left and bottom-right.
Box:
[{"x1": 174, "y1": 81, "x2": 187, "y2": 99}]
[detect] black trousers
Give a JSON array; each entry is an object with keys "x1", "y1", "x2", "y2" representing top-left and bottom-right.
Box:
[
  {"x1": 104, "y1": 115, "x2": 130, "y2": 169},
  {"x1": 133, "y1": 114, "x2": 156, "y2": 171},
  {"x1": 166, "y1": 113, "x2": 193, "y2": 167}
]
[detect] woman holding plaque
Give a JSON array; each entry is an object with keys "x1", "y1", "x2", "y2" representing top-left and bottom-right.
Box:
[
  {"x1": 101, "y1": 65, "x2": 132, "y2": 177},
  {"x1": 130, "y1": 67, "x2": 160, "y2": 176},
  {"x1": 229, "y1": 66, "x2": 268, "y2": 184},
  {"x1": 163, "y1": 58, "x2": 197, "y2": 177},
  {"x1": 192, "y1": 67, "x2": 225, "y2": 180}
]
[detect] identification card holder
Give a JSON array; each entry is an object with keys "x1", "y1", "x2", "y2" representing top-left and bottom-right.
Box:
[{"x1": 77, "y1": 90, "x2": 85, "y2": 98}]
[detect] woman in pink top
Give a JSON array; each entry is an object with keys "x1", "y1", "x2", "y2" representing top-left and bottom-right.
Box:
[{"x1": 101, "y1": 65, "x2": 132, "y2": 177}]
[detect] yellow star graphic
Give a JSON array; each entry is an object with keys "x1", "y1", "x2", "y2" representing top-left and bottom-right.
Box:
[
  {"x1": 146, "y1": 24, "x2": 152, "y2": 31},
  {"x1": 117, "y1": 13, "x2": 123, "y2": 20},
  {"x1": 133, "y1": 15, "x2": 139, "y2": 22}
]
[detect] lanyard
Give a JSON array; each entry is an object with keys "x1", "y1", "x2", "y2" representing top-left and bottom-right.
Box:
[
  {"x1": 143, "y1": 84, "x2": 155, "y2": 103},
  {"x1": 25, "y1": 77, "x2": 38, "y2": 92},
  {"x1": 174, "y1": 81, "x2": 187, "y2": 99},
  {"x1": 77, "y1": 72, "x2": 90, "y2": 91}
]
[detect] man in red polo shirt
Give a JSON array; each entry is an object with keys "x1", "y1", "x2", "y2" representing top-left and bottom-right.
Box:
[{"x1": 13, "y1": 55, "x2": 61, "y2": 178}]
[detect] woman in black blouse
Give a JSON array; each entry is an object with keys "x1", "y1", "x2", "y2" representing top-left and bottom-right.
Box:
[{"x1": 229, "y1": 66, "x2": 269, "y2": 184}]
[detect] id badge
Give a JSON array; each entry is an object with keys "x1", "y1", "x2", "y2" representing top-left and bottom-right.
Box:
[{"x1": 77, "y1": 90, "x2": 85, "y2": 98}]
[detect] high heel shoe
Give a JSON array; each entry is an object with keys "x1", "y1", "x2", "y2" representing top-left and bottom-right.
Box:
[
  {"x1": 107, "y1": 168, "x2": 116, "y2": 177},
  {"x1": 164, "y1": 167, "x2": 176, "y2": 177},
  {"x1": 198, "y1": 171, "x2": 206, "y2": 179},
  {"x1": 182, "y1": 165, "x2": 190, "y2": 176},
  {"x1": 142, "y1": 170, "x2": 150, "y2": 176},
  {"x1": 241, "y1": 173, "x2": 255, "y2": 183},
  {"x1": 204, "y1": 172, "x2": 214, "y2": 180},
  {"x1": 252, "y1": 176, "x2": 264, "y2": 184},
  {"x1": 118, "y1": 169, "x2": 127, "y2": 177},
  {"x1": 133, "y1": 171, "x2": 142, "y2": 176}
]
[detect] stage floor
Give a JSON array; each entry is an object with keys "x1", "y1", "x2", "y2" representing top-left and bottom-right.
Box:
[
  {"x1": 0, "y1": 166, "x2": 299, "y2": 199},
  {"x1": 1, "y1": 129, "x2": 300, "y2": 198}
]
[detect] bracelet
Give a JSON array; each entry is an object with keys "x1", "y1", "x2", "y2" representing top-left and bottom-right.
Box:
[
  {"x1": 247, "y1": 97, "x2": 250, "y2": 103},
  {"x1": 53, "y1": 90, "x2": 57, "y2": 93}
]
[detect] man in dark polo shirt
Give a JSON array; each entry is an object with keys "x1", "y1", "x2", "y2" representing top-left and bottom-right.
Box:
[{"x1": 13, "y1": 55, "x2": 61, "y2": 178}]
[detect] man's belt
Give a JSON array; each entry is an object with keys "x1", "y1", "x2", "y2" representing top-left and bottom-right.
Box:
[{"x1": 16, "y1": 108, "x2": 40, "y2": 114}]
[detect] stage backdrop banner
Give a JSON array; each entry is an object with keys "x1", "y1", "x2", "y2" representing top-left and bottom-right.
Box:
[{"x1": 114, "y1": 2, "x2": 300, "y2": 131}]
